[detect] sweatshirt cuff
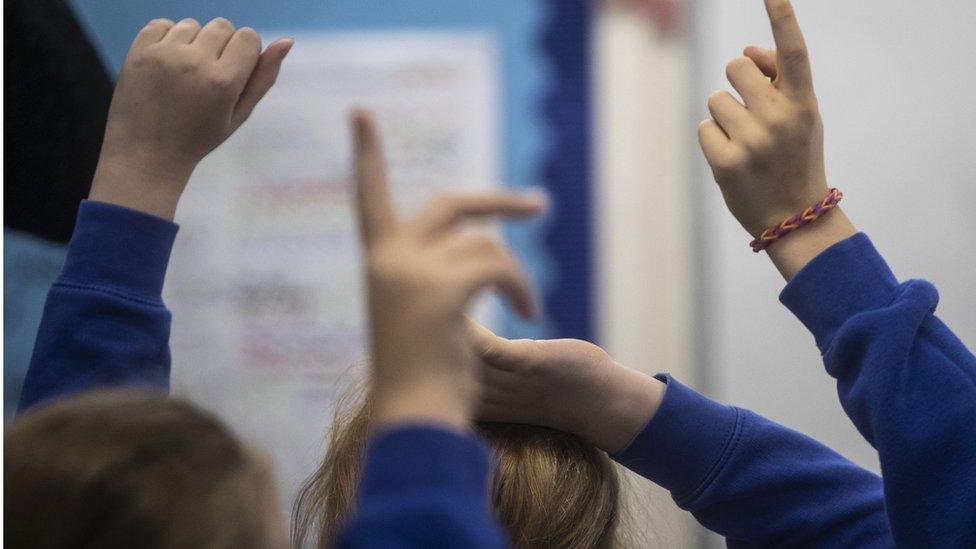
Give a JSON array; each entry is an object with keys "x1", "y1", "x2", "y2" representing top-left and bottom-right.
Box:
[
  {"x1": 612, "y1": 375, "x2": 741, "y2": 503},
  {"x1": 59, "y1": 200, "x2": 179, "y2": 299},
  {"x1": 359, "y1": 425, "x2": 492, "y2": 503},
  {"x1": 779, "y1": 233, "x2": 899, "y2": 352}
]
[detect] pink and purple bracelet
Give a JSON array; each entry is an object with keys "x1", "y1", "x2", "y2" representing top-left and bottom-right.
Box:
[{"x1": 750, "y1": 188, "x2": 844, "y2": 253}]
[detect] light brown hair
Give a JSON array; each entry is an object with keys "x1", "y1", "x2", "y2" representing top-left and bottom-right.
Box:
[
  {"x1": 4, "y1": 390, "x2": 284, "y2": 549},
  {"x1": 293, "y1": 386, "x2": 621, "y2": 548}
]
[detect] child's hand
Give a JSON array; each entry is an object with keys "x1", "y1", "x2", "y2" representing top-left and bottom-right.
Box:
[
  {"x1": 699, "y1": 0, "x2": 855, "y2": 279},
  {"x1": 352, "y1": 112, "x2": 545, "y2": 430},
  {"x1": 470, "y1": 322, "x2": 666, "y2": 454},
  {"x1": 89, "y1": 18, "x2": 293, "y2": 220}
]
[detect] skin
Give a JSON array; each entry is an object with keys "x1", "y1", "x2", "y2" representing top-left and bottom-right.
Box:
[
  {"x1": 473, "y1": 0, "x2": 857, "y2": 454},
  {"x1": 351, "y1": 112, "x2": 546, "y2": 430},
  {"x1": 88, "y1": 17, "x2": 293, "y2": 220},
  {"x1": 471, "y1": 322, "x2": 665, "y2": 454},
  {"x1": 699, "y1": 0, "x2": 857, "y2": 281},
  {"x1": 81, "y1": 18, "x2": 292, "y2": 547}
]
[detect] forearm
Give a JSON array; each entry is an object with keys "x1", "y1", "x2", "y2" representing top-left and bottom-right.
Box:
[
  {"x1": 781, "y1": 233, "x2": 976, "y2": 546},
  {"x1": 371, "y1": 378, "x2": 472, "y2": 432},
  {"x1": 614, "y1": 376, "x2": 892, "y2": 547},
  {"x1": 88, "y1": 151, "x2": 193, "y2": 221},
  {"x1": 579, "y1": 365, "x2": 665, "y2": 454},
  {"x1": 18, "y1": 201, "x2": 178, "y2": 412}
]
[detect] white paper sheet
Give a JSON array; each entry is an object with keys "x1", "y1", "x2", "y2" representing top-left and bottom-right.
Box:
[{"x1": 165, "y1": 30, "x2": 499, "y2": 517}]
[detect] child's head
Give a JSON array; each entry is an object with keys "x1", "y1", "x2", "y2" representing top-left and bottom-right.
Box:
[
  {"x1": 294, "y1": 387, "x2": 622, "y2": 548},
  {"x1": 5, "y1": 390, "x2": 285, "y2": 549}
]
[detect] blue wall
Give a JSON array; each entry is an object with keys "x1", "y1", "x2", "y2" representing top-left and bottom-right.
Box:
[{"x1": 67, "y1": 0, "x2": 591, "y2": 340}]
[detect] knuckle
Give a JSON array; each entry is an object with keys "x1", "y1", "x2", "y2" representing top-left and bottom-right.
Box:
[
  {"x1": 716, "y1": 147, "x2": 748, "y2": 173},
  {"x1": 744, "y1": 131, "x2": 775, "y2": 153},
  {"x1": 434, "y1": 194, "x2": 461, "y2": 213},
  {"x1": 471, "y1": 234, "x2": 499, "y2": 254},
  {"x1": 579, "y1": 341, "x2": 609, "y2": 365},
  {"x1": 697, "y1": 122, "x2": 710, "y2": 140},
  {"x1": 794, "y1": 102, "x2": 820, "y2": 122},
  {"x1": 725, "y1": 56, "x2": 751, "y2": 78},
  {"x1": 208, "y1": 71, "x2": 237, "y2": 91},
  {"x1": 237, "y1": 27, "x2": 261, "y2": 44},
  {"x1": 164, "y1": 54, "x2": 198, "y2": 75},
  {"x1": 765, "y1": 112, "x2": 793, "y2": 134},
  {"x1": 146, "y1": 18, "x2": 172, "y2": 28},
  {"x1": 130, "y1": 50, "x2": 159, "y2": 68},
  {"x1": 780, "y1": 47, "x2": 808, "y2": 68},
  {"x1": 707, "y1": 90, "x2": 727, "y2": 109}
]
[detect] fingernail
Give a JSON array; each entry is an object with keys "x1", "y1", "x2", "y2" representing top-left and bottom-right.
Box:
[
  {"x1": 280, "y1": 38, "x2": 295, "y2": 56},
  {"x1": 522, "y1": 188, "x2": 550, "y2": 210}
]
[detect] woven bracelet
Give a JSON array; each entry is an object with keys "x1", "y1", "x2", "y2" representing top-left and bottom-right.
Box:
[{"x1": 750, "y1": 188, "x2": 844, "y2": 253}]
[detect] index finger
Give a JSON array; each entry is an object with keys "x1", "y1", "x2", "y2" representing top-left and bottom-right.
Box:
[
  {"x1": 351, "y1": 111, "x2": 397, "y2": 246},
  {"x1": 764, "y1": 0, "x2": 814, "y2": 96},
  {"x1": 412, "y1": 192, "x2": 545, "y2": 238}
]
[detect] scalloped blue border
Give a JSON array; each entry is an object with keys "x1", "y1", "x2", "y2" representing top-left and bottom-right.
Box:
[{"x1": 539, "y1": 0, "x2": 593, "y2": 341}]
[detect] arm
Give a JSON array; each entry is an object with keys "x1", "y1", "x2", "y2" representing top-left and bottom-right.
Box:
[
  {"x1": 18, "y1": 18, "x2": 291, "y2": 411},
  {"x1": 615, "y1": 376, "x2": 891, "y2": 547},
  {"x1": 699, "y1": 0, "x2": 976, "y2": 544},
  {"x1": 18, "y1": 201, "x2": 178, "y2": 411},
  {"x1": 779, "y1": 233, "x2": 976, "y2": 547},
  {"x1": 471, "y1": 329, "x2": 893, "y2": 547},
  {"x1": 339, "y1": 113, "x2": 544, "y2": 544}
]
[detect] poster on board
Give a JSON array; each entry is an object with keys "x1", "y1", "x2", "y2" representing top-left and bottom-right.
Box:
[{"x1": 166, "y1": 31, "x2": 499, "y2": 513}]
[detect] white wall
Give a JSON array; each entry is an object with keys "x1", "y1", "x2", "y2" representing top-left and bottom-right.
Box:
[
  {"x1": 597, "y1": 2, "x2": 975, "y2": 546},
  {"x1": 697, "y1": 0, "x2": 976, "y2": 476},
  {"x1": 594, "y1": 5, "x2": 703, "y2": 546}
]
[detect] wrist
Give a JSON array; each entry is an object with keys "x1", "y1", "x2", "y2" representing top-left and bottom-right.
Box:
[
  {"x1": 89, "y1": 150, "x2": 196, "y2": 221},
  {"x1": 579, "y1": 363, "x2": 666, "y2": 454},
  {"x1": 372, "y1": 376, "x2": 474, "y2": 431},
  {"x1": 765, "y1": 206, "x2": 856, "y2": 281}
]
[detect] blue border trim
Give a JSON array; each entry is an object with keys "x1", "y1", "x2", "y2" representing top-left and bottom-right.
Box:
[{"x1": 540, "y1": 0, "x2": 593, "y2": 341}]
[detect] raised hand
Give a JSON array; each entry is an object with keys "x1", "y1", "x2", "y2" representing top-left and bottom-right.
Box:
[
  {"x1": 470, "y1": 321, "x2": 665, "y2": 454},
  {"x1": 352, "y1": 111, "x2": 545, "y2": 429},
  {"x1": 89, "y1": 18, "x2": 293, "y2": 220},
  {"x1": 698, "y1": 0, "x2": 856, "y2": 279}
]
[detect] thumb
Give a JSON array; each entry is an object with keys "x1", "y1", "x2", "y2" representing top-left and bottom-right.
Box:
[
  {"x1": 466, "y1": 318, "x2": 536, "y2": 365},
  {"x1": 231, "y1": 38, "x2": 294, "y2": 130},
  {"x1": 744, "y1": 45, "x2": 778, "y2": 79},
  {"x1": 467, "y1": 318, "x2": 504, "y2": 360}
]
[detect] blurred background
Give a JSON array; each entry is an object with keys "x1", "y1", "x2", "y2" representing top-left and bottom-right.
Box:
[{"x1": 5, "y1": 0, "x2": 975, "y2": 546}]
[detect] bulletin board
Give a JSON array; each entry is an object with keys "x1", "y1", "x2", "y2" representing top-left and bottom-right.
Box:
[{"x1": 69, "y1": 0, "x2": 593, "y2": 518}]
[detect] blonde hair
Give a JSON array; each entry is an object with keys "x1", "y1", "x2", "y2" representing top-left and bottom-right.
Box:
[{"x1": 293, "y1": 383, "x2": 621, "y2": 548}]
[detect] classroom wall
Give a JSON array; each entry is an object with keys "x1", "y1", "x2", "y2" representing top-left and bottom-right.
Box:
[
  {"x1": 594, "y1": 5, "x2": 703, "y2": 546},
  {"x1": 696, "y1": 0, "x2": 976, "y2": 479}
]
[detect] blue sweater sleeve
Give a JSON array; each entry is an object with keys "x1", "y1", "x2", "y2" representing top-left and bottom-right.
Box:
[
  {"x1": 337, "y1": 426, "x2": 507, "y2": 548},
  {"x1": 614, "y1": 375, "x2": 892, "y2": 547},
  {"x1": 18, "y1": 200, "x2": 178, "y2": 412},
  {"x1": 780, "y1": 233, "x2": 976, "y2": 547}
]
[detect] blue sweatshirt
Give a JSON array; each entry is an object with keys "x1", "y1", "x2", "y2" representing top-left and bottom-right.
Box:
[
  {"x1": 780, "y1": 234, "x2": 976, "y2": 548},
  {"x1": 19, "y1": 201, "x2": 975, "y2": 547}
]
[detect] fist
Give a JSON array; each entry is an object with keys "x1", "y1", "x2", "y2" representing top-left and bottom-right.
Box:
[{"x1": 101, "y1": 18, "x2": 292, "y2": 174}]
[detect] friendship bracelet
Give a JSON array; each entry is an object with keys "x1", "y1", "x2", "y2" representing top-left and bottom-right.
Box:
[{"x1": 750, "y1": 188, "x2": 844, "y2": 253}]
